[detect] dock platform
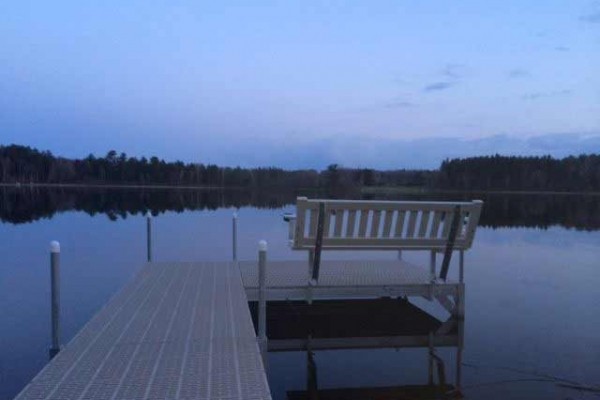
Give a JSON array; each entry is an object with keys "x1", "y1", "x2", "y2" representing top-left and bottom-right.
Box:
[
  {"x1": 240, "y1": 259, "x2": 461, "y2": 301},
  {"x1": 15, "y1": 259, "x2": 461, "y2": 400},
  {"x1": 15, "y1": 262, "x2": 271, "y2": 400}
]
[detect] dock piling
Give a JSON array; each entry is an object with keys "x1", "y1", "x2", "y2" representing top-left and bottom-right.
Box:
[
  {"x1": 49, "y1": 241, "x2": 61, "y2": 359},
  {"x1": 429, "y1": 251, "x2": 436, "y2": 281},
  {"x1": 257, "y1": 240, "x2": 268, "y2": 368},
  {"x1": 146, "y1": 212, "x2": 152, "y2": 262},
  {"x1": 258, "y1": 240, "x2": 267, "y2": 340},
  {"x1": 233, "y1": 212, "x2": 238, "y2": 261}
]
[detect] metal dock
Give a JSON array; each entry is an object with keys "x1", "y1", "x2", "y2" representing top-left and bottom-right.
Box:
[
  {"x1": 15, "y1": 262, "x2": 271, "y2": 400},
  {"x1": 15, "y1": 260, "x2": 463, "y2": 400},
  {"x1": 240, "y1": 259, "x2": 461, "y2": 301},
  {"x1": 14, "y1": 200, "x2": 478, "y2": 400}
]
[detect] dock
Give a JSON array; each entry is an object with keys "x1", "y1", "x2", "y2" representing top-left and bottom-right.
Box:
[
  {"x1": 14, "y1": 199, "x2": 479, "y2": 399},
  {"x1": 239, "y1": 259, "x2": 461, "y2": 300},
  {"x1": 15, "y1": 258, "x2": 463, "y2": 400},
  {"x1": 15, "y1": 262, "x2": 271, "y2": 400}
]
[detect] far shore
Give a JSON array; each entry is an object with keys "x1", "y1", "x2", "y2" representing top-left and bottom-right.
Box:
[
  {"x1": 0, "y1": 182, "x2": 239, "y2": 190},
  {"x1": 361, "y1": 185, "x2": 600, "y2": 196},
  {"x1": 2, "y1": 182, "x2": 600, "y2": 196}
]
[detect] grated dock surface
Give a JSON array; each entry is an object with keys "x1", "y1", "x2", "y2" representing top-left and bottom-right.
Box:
[
  {"x1": 15, "y1": 262, "x2": 271, "y2": 400},
  {"x1": 239, "y1": 259, "x2": 435, "y2": 288}
]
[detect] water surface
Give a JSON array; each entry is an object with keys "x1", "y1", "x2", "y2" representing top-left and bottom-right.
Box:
[{"x1": 1, "y1": 187, "x2": 598, "y2": 399}]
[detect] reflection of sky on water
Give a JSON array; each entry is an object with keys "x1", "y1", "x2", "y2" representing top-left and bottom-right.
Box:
[{"x1": 1, "y1": 208, "x2": 599, "y2": 399}]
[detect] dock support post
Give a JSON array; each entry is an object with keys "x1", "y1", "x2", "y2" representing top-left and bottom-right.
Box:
[
  {"x1": 427, "y1": 332, "x2": 434, "y2": 385},
  {"x1": 429, "y1": 251, "x2": 436, "y2": 281},
  {"x1": 456, "y1": 317, "x2": 464, "y2": 391},
  {"x1": 258, "y1": 240, "x2": 268, "y2": 366},
  {"x1": 232, "y1": 212, "x2": 238, "y2": 262},
  {"x1": 307, "y1": 344, "x2": 318, "y2": 399},
  {"x1": 146, "y1": 212, "x2": 152, "y2": 262},
  {"x1": 459, "y1": 250, "x2": 464, "y2": 283},
  {"x1": 456, "y1": 283, "x2": 465, "y2": 319},
  {"x1": 49, "y1": 241, "x2": 61, "y2": 359}
]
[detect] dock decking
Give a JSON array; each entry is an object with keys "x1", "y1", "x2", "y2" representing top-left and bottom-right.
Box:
[
  {"x1": 15, "y1": 258, "x2": 462, "y2": 400},
  {"x1": 240, "y1": 259, "x2": 461, "y2": 301},
  {"x1": 15, "y1": 262, "x2": 271, "y2": 400}
]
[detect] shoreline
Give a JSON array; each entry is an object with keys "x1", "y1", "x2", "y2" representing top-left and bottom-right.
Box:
[
  {"x1": 2, "y1": 182, "x2": 600, "y2": 196},
  {"x1": 361, "y1": 186, "x2": 600, "y2": 196}
]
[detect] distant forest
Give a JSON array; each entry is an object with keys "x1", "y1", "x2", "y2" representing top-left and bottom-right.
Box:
[
  {"x1": 0, "y1": 145, "x2": 432, "y2": 190},
  {"x1": 1, "y1": 144, "x2": 600, "y2": 192},
  {"x1": 438, "y1": 154, "x2": 600, "y2": 192}
]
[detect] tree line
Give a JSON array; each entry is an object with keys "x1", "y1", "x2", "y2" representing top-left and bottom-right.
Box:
[
  {"x1": 0, "y1": 145, "x2": 431, "y2": 190},
  {"x1": 437, "y1": 154, "x2": 600, "y2": 192},
  {"x1": 2, "y1": 144, "x2": 600, "y2": 192}
]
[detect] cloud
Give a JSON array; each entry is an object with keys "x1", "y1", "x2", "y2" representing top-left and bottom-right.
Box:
[
  {"x1": 580, "y1": 10, "x2": 600, "y2": 23},
  {"x1": 423, "y1": 81, "x2": 455, "y2": 92},
  {"x1": 522, "y1": 90, "x2": 572, "y2": 100},
  {"x1": 206, "y1": 133, "x2": 600, "y2": 169},
  {"x1": 508, "y1": 69, "x2": 531, "y2": 78},
  {"x1": 384, "y1": 100, "x2": 416, "y2": 109},
  {"x1": 554, "y1": 46, "x2": 570, "y2": 52},
  {"x1": 442, "y1": 64, "x2": 467, "y2": 79}
]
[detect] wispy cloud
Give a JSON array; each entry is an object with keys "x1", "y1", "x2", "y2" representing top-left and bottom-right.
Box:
[
  {"x1": 384, "y1": 100, "x2": 416, "y2": 109},
  {"x1": 555, "y1": 46, "x2": 570, "y2": 52},
  {"x1": 580, "y1": 10, "x2": 600, "y2": 23},
  {"x1": 217, "y1": 133, "x2": 600, "y2": 169},
  {"x1": 423, "y1": 81, "x2": 455, "y2": 92},
  {"x1": 441, "y1": 64, "x2": 467, "y2": 79},
  {"x1": 508, "y1": 69, "x2": 531, "y2": 79},
  {"x1": 522, "y1": 89, "x2": 572, "y2": 100}
]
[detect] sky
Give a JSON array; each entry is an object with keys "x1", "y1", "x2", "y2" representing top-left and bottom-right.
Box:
[{"x1": 1, "y1": 1, "x2": 599, "y2": 169}]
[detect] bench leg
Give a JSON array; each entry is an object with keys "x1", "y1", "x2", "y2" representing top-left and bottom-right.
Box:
[{"x1": 455, "y1": 284, "x2": 465, "y2": 319}]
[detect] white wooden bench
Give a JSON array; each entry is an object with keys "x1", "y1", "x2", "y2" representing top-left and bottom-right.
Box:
[{"x1": 286, "y1": 197, "x2": 483, "y2": 284}]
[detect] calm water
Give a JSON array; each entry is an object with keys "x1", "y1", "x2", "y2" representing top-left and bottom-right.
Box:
[{"x1": 1, "y1": 187, "x2": 599, "y2": 399}]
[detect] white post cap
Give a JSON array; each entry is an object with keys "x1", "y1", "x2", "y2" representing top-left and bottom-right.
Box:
[
  {"x1": 50, "y1": 241, "x2": 60, "y2": 253},
  {"x1": 258, "y1": 240, "x2": 268, "y2": 252},
  {"x1": 233, "y1": 211, "x2": 238, "y2": 219},
  {"x1": 145, "y1": 211, "x2": 152, "y2": 218}
]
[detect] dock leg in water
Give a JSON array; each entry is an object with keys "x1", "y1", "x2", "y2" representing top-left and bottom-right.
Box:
[
  {"x1": 49, "y1": 241, "x2": 61, "y2": 359},
  {"x1": 146, "y1": 212, "x2": 152, "y2": 262},
  {"x1": 258, "y1": 240, "x2": 268, "y2": 369},
  {"x1": 232, "y1": 212, "x2": 238, "y2": 262}
]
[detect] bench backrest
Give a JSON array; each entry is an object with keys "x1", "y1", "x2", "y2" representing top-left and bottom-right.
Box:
[{"x1": 293, "y1": 197, "x2": 483, "y2": 251}]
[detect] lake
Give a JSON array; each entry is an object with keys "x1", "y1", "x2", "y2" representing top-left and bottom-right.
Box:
[{"x1": 1, "y1": 186, "x2": 599, "y2": 399}]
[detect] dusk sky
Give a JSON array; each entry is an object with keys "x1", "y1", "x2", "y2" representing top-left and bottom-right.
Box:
[{"x1": 1, "y1": 1, "x2": 599, "y2": 169}]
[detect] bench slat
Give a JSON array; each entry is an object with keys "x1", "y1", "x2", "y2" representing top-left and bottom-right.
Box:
[
  {"x1": 382, "y1": 210, "x2": 394, "y2": 238},
  {"x1": 370, "y1": 210, "x2": 382, "y2": 238},
  {"x1": 333, "y1": 209, "x2": 344, "y2": 237},
  {"x1": 394, "y1": 211, "x2": 406, "y2": 237},
  {"x1": 308, "y1": 209, "x2": 318, "y2": 237},
  {"x1": 346, "y1": 210, "x2": 357, "y2": 238},
  {"x1": 323, "y1": 208, "x2": 332, "y2": 238},
  {"x1": 441, "y1": 211, "x2": 453, "y2": 238},
  {"x1": 418, "y1": 210, "x2": 431, "y2": 238},
  {"x1": 406, "y1": 211, "x2": 418, "y2": 238},
  {"x1": 430, "y1": 211, "x2": 443, "y2": 238},
  {"x1": 358, "y1": 210, "x2": 369, "y2": 238}
]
